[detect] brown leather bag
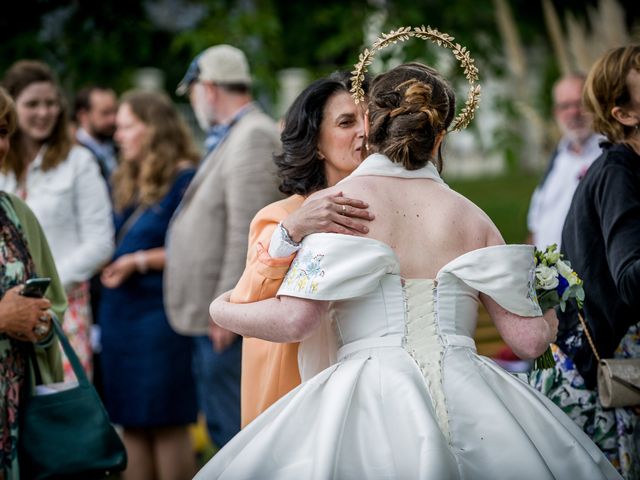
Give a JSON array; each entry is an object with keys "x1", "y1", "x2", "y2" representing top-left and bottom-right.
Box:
[{"x1": 597, "y1": 358, "x2": 640, "y2": 408}]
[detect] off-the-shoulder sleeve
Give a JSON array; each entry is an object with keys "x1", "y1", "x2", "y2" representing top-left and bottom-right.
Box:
[
  {"x1": 277, "y1": 233, "x2": 399, "y2": 300},
  {"x1": 438, "y1": 244, "x2": 542, "y2": 317}
]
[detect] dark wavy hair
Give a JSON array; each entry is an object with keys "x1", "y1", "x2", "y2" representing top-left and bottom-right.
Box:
[
  {"x1": 368, "y1": 63, "x2": 455, "y2": 171},
  {"x1": 275, "y1": 71, "x2": 369, "y2": 195}
]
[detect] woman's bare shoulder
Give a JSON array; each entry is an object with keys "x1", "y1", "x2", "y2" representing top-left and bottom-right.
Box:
[{"x1": 434, "y1": 187, "x2": 504, "y2": 247}]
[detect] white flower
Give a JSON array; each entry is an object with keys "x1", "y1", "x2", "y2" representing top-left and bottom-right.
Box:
[
  {"x1": 546, "y1": 251, "x2": 561, "y2": 264},
  {"x1": 535, "y1": 264, "x2": 559, "y2": 290},
  {"x1": 556, "y1": 259, "x2": 580, "y2": 286}
]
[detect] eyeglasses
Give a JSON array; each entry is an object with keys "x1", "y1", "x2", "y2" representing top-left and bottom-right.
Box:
[{"x1": 554, "y1": 101, "x2": 584, "y2": 112}]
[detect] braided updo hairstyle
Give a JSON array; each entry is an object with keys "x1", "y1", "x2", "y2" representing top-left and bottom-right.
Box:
[{"x1": 367, "y1": 63, "x2": 455, "y2": 171}]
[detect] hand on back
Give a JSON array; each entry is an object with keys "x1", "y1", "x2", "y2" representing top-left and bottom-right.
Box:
[{"x1": 282, "y1": 191, "x2": 374, "y2": 243}]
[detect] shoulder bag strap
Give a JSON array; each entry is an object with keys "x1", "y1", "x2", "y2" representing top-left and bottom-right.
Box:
[{"x1": 576, "y1": 312, "x2": 601, "y2": 362}]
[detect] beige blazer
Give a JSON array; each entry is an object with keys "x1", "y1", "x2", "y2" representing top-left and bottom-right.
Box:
[{"x1": 164, "y1": 104, "x2": 283, "y2": 335}]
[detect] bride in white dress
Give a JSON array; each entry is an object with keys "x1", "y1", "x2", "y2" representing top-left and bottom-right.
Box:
[{"x1": 198, "y1": 63, "x2": 621, "y2": 479}]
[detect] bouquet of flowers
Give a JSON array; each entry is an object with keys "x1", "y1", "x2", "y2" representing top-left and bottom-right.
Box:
[{"x1": 533, "y1": 244, "x2": 585, "y2": 369}]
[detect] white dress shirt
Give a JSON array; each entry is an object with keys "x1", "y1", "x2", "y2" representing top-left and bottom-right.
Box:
[
  {"x1": 527, "y1": 134, "x2": 603, "y2": 250},
  {"x1": 0, "y1": 145, "x2": 114, "y2": 289}
]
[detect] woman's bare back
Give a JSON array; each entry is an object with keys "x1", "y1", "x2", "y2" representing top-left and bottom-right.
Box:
[{"x1": 332, "y1": 175, "x2": 504, "y2": 279}]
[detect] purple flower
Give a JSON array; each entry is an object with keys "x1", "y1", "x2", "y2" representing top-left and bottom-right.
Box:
[{"x1": 556, "y1": 274, "x2": 569, "y2": 297}]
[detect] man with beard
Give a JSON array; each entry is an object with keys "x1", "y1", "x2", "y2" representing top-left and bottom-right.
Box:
[
  {"x1": 74, "y1": 86, "x2": 118, "y2": 182},
  {"x1": 165, "y1": 44, "x2": 282, "y2": 449},
  {"x1": 527, "y1": 74, "x2": 603, "y2": 250},
  {"x1": 73, "y1": 85, "x2": 118, "y2": 397}
]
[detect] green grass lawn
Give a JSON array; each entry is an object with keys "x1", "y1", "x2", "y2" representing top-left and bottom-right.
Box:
[{"x1": 445, "y1": 171, "x2": 540, "y2": 245}]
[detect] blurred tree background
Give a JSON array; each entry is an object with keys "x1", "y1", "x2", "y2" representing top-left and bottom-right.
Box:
[
  {"x1": 3, "y1": 0, "x2": 638, "y2": 111},
  {"x1": 1, "y1": 0, "x2": 638, "y2": 242}
]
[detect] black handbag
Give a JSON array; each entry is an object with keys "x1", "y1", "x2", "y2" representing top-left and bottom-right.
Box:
[{"x1": 18, "y1": 317, "x2": 127, "y2": 479}]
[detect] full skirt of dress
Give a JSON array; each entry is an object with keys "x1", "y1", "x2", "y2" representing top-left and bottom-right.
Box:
[{"x1": 195, "y1": 344, "x2": 621, "y2": 480}]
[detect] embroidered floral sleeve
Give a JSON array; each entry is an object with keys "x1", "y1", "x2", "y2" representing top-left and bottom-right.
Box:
[
  {"x1": 282, "y1": 248, "x2": 326, "y2": 295},
  {"x1": 277, "y1": 233, "x2": 399, "y2": 301}
]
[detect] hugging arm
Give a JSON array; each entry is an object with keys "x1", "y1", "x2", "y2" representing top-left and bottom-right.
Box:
[{"x1": 210, "y1": 291, "x2": 327, "y2": 343}]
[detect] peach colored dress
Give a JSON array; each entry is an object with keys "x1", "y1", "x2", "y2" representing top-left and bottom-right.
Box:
[{"x1": 231, "y1": 195, "x2": 305, "y2": 427}]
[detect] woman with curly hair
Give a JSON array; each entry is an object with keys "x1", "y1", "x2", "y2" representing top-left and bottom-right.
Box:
[
  {"x1": 99, "y1": 90, "x2": 200, "y2": 480},
  {"x1": 235, "y1": 71, "x2": 372, "y2": 427}
]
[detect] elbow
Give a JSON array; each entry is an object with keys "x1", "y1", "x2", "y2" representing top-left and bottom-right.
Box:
[
  {"x1": 513, "y1": 338, "x2": 550, "y2": 360},
  {"x1": 511, "y1": 324, "x2": 554, "y2": 360},
  {"x1": 209, "y1": 300, "x2": 225, "y2": 329},
  {"x1": 506, "y1": 312, "x2": 556, "y2": 360}
]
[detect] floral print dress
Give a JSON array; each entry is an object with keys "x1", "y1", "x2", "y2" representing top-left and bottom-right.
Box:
[
  {"x1": 0, "y1": 192, "x2": 36, "y2": 480},
  {"x1": 530, "y1": 323, "x2": 640, "y2": 480}
]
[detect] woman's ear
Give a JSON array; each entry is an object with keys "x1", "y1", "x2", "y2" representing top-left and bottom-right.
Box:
[{"x1": 611, "y1": 106, "x2": 639, "y2": 128}]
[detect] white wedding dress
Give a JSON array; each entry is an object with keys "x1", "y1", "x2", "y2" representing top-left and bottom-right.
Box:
[{"x1": 195, "y1": 155, "x2": 621, "y2": 480}]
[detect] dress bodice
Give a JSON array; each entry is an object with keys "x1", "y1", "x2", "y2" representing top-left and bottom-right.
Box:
[
  {"x1": 278, "y1": 234, "x2": 543, "y2": 441},
  {"x1": 278, "y1": 234, "x2": 541, "y2": 360}
]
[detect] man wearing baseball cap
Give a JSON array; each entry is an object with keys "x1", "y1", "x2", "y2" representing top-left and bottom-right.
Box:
[{"x1": 165, "y1": 44, "x2": 282, "y2": 448}]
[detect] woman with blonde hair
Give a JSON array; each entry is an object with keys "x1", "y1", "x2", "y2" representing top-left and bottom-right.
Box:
[
  {"x1": 99, "y1": 90, "x2": 200, "y2": 480},
  {"x1": 532, "y1": 44, "x2": 640, "y2": 479},
  {"x1": 0, "y1": 60, "x2": 113, "y2": 381}
]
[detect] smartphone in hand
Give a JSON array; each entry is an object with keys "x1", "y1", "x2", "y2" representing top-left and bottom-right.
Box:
[{"x1": 21, "y1": 277, "x2": 51, "y2": 298}]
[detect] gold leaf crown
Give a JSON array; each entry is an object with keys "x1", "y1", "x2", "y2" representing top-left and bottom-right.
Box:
[{"x1": 351, "y1": 25, "x2": 481, "y2": 132}]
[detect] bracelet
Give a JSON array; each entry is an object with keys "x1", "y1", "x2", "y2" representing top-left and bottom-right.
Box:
[
  {"x1": 279, "y1": 222, "x2": 301, "y2": 247},
  {"x1": 134, "y1": 250, "x2": 149, "y2": 274}
]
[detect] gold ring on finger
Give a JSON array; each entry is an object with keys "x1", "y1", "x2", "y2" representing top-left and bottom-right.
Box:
[{"x1": 341, "y1": 205, "x2": 346, "y2": 214}]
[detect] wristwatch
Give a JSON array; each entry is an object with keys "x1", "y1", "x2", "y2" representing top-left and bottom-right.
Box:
[{"x1": 279, "y1": 222, "x2": 301, "y2": 247}]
